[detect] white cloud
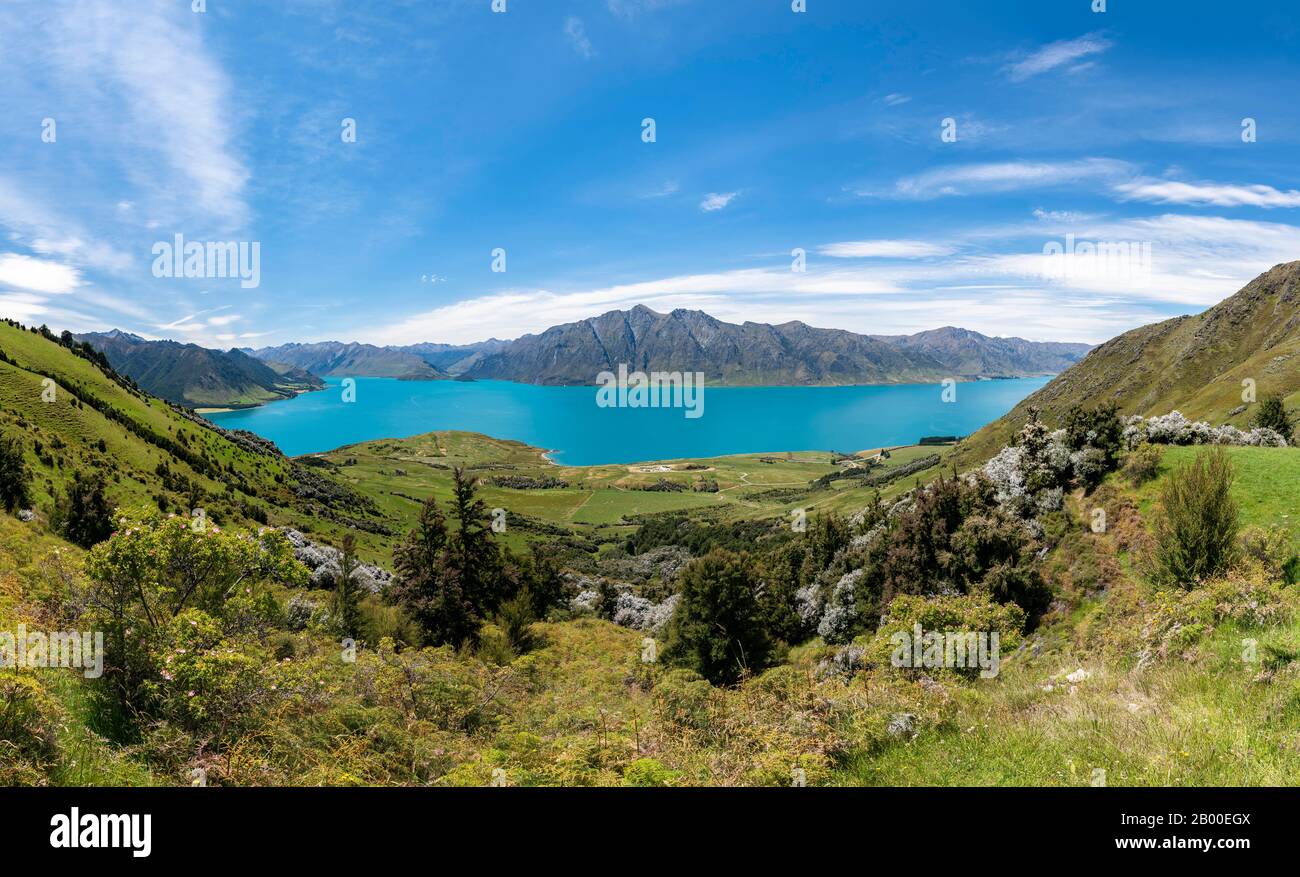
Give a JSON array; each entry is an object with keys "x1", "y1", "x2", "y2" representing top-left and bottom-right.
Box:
[
  {"x1": 1005, "y1": 33, "x2": 1112, "y2": 81},
  {"x1": 700, "y1": 192, "x2": 738, "y2": 211},
  {"x1": 564, "y1": 17, "x2": 593, "y2": 58},
  {"x1": 351, "y1": 213, "x2": 1300, "y2": 346},
  {"x1": 885, "y1": 158, "x2": 1133, "y2": 199},
  {"x1": 882, "y1": 93, "x2": 912, "y2": 106},
  {"x1": 819, "y1": 240, "x2": 955, "y2": 259},
  {"x1": 0, "y1": 254, "x2": 81, "y2": 294},
  {"x1": 1032, "y1": 208, "x2": 1095, "y2": 223},
  {"x1": 1114, "y1": 178, "x2": 1300, "y2": 208}
]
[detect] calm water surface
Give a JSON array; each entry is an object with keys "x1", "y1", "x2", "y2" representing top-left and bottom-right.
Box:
[{"x1": 205, "y1": 377, "x2": 1049, "y2": 465}]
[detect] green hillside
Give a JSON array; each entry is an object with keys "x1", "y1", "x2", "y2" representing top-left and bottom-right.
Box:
[
  {"x1": 951, "y1": 261, "x2": 1300, "y2": 469},
  {"x1": 5, "y1": 314, "x2": 1300, "y2": 787},
  {"x1": 0, "y1": 320, "x2": 384, "y2": 545},
  {"x1": 76, "y1": 330, "x2": 324, "y2": 410}
]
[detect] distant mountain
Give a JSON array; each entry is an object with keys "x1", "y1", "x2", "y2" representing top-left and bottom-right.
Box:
[
  {"x1": 459, "y1": 306, "x2": 945, "y2": 386},
  {"x1": 249, "y1": 341, "x2": 446, "y2": 379},
  {"x1": 396, "y1": 340, "x2": 510, "y2": 375},
  {"x1": 872, "y1": 327, "x2": 1092, "y2": 377},
  {"x1": 457, "y1": 306, "x2": 1090, "y2": 386},
  {"x1": 951, "y1": 261, "x2": 1300, "y2": 466},
  {"x1": 76, "y1": 331, "x2": 325, "y2": 409}
]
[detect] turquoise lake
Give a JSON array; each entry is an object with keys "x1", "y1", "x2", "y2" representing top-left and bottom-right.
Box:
[{"x1": 204, "y1": 377, "x2": 1050, "y2": 465}]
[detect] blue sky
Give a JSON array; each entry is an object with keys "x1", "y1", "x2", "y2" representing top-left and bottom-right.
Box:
[{"x1": 2, "y1": 0, "x2": 1300, "y2": 347}]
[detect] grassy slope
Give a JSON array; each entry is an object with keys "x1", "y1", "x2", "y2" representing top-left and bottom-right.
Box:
[
  {"x1": 845, "y1": 447, "x2": 1300, "y2": 786},
  {"x1": 950, "y1": 261, "x2": 1300, "y2": 470},
  {"x1": 0, "y1": 322, "x2": 390, "y2": 553}
]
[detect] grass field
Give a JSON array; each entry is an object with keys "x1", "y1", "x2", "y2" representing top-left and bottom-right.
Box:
[
  {"x1": 314, "y1": 431, "x2": 953, "y2": 557},
  {"x1": 1132, "y1": 445, "x2": 1300, "y2": 547}
]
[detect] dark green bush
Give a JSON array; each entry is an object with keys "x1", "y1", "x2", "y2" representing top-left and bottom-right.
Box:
[
  {"x1": 663, "y1": 549, "x2": 773, "y2": 685},
  {"x1": 1148, "y1": 447, "x2": 1239, "y2": 588}
]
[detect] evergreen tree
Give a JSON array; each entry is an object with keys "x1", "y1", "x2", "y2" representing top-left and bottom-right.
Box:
[
  {"x1": 390, "y1": 496, "x2": 476, "y2": 646},
  {"x1": 449, "y1": 466, "x2": 504, "y2": 609},
  {"x1": 519, "y1": 545, "x2": 566, "y2": 617},
  {"x1": 663, "y1": 548, "x2": 772, "y2": 685},
  {"x1": 389, "y1": 471, "x2": 509, "y2": 647},
  {"x1": 333, "y1": 532, "x2": 364, "y2": 639},
  {"x1": 0, "y1": 434, "x2": 31, "y2": 513}
]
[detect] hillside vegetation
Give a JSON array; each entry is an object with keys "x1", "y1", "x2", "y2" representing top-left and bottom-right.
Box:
[
  {"x1": 0, "y1": 320, "x2": 386, "y2": 545},
  {"x1": 4, "y1": 300, "x2": 1300, "y2": 787}
]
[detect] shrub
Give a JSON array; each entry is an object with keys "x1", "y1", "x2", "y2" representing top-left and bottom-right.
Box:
[
  {"x1": 0, "y1": 672, "x2": 59, "y2": 783},
  {"x1": 1251, "y1": 394, "x2": 1294, "y2": 443},
  {"x1": 1147, "y1": 447, "x2": 1239, "y2": 588},
  {"x1": 1123, "y1": 443, "x2": 1163, "y2": 485},
  {"x1": 1238, "y1": 525, "x2": 1300, "y2": 585},
  {"x1": 662, "y1": 549, "x2": 772, "y2": 685},
  {"x1": 494, "y1": 587, "x2": 540, "y2": 655},
  {"x1": 0, "y1": 434, "x2": 31, "y2": 513},
  {"x1": 51, "y1": 470, "x2": 114, "y2": 548},
  {"x1": 1063, "y1": 402, "x2": 1123, "y2": 482},
  {"x1": 865, "y1": 593, "x2": 1025, "y2": 679}
]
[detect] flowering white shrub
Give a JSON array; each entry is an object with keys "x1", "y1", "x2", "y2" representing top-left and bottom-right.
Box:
[
  {"x1": 281, "y1": 529, "x2": 392, "y2": 594},
  {"x1": 1068, "y1": 446, "x2": 1110, "y2": 487},
  {"x1": 817, "y1": 568, "x2": 863, "y2": 644},
  {"x1": 570, "y1": 589, "x2": 600, "y2": 613},
  {"x1": 613, "y1": 592, "x2": 679, "y2": 634},
  {"x1": 1124, "y1": 411, "x2": 1287, "y2": 448}
]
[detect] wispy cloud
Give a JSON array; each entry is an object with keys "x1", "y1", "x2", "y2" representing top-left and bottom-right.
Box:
[
  {"x1": 883, "y1": 159, "x2": 1133, "y2": 199},
  {"x1": 1114, "y1": 178, "x2": 1300, "y2": 208},
  {"x1": 44, "y1": 0, "x2": 251, "y2": 228},
  {"x1": 355, "y1": 213, "x2": 1300, "y2": 346},
  {"x1": 882, "y1": 93, "x2": 912, "y2": 106},
  {"x1": 640, "y1": 180, "x2": 680, "y2": 199},
  {"x1": 564, "y1": 17, "x2": 594, "y2": 58},
  {"x1": 1005, "y1": 32, "x2": 1112, "y2": 81},
  {"x1": 606, "y1": 0, "x2": 692, "y2": 17}
]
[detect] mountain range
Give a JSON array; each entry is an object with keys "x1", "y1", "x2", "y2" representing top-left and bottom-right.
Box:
[
  {"x1": 241, "y1": 341, "x2": 449, "y2": 380},
  {"x1": 77, "y1": 308, "x2": 1092, "y2": 409},
  {"x1": 75, "y1": 330, "x2": 324, "y2": 409},
  {"x1": 254, "y1": 307, "x2": 1091, "y2": 387}
]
